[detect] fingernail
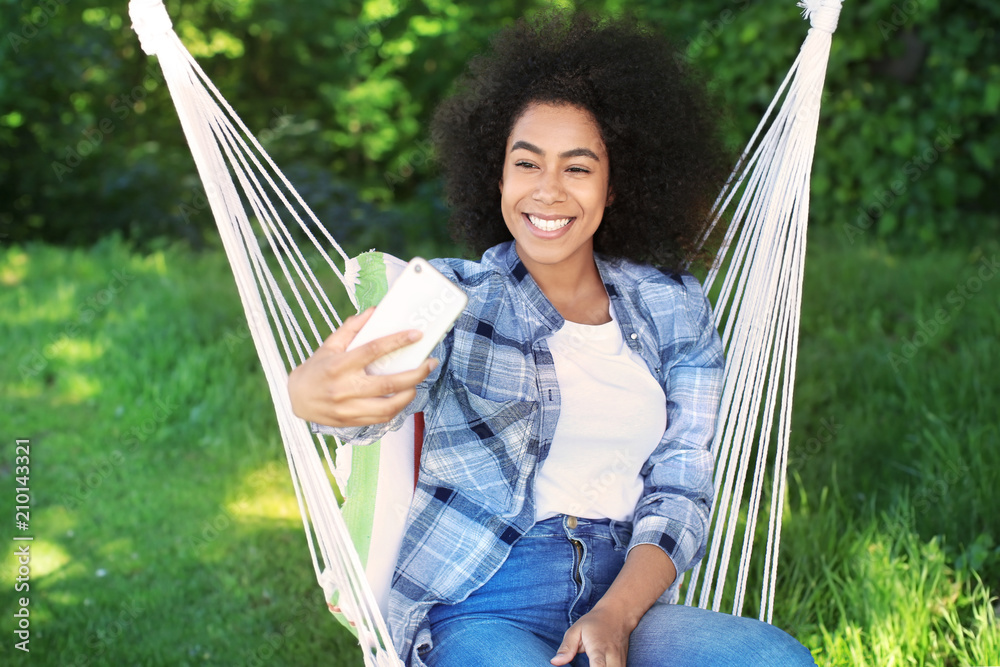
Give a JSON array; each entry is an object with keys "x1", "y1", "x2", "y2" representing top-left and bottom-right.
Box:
[
  {"x1": 408, "y1": 330, "x2": 421, "y2": 341},
  {"x1": 429, "y1": 358, "x2": 439, "y2": 371}
]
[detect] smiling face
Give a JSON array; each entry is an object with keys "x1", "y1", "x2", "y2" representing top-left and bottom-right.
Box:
[{"x1": 499, "y1": 102, "x2": 613, "y2": 276}]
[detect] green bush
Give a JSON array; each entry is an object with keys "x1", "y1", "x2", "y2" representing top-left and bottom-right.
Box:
[{"x1": 2, "y1": 0, "x2": 996, "y2": 250}]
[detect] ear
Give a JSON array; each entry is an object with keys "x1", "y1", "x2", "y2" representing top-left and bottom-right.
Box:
[
  {"x1": 498, "y1": 178, "x2": 504, "y2": 194},
  {"x1": 606, "y1": 186, "x2": 615, "y2": 207}
]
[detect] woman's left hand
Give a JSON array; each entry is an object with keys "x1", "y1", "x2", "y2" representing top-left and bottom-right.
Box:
[
  {"x1": 550, "y1": 604, "x2": 634, "y2": 667},
  {"x1": 551, "y1": 544, "x2": 675, "y2": 666}
]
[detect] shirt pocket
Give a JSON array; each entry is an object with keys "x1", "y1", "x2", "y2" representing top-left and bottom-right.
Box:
[{"x1": 421, "y1": 380, "x2": 538, "y2": 514}]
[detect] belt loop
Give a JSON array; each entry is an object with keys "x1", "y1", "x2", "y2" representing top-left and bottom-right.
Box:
[{"x1": 609, "y1": 519, "x2": 631, "y2": 550}]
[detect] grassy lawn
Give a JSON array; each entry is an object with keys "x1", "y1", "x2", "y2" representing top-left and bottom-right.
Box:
[{"x1": 1, "y1": 227, "x2": 998, "y2": 666}]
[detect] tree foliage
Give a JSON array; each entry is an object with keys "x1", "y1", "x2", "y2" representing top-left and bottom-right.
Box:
[{"x1": 1, "y1": 0, "x2": 996, "y2": 252}]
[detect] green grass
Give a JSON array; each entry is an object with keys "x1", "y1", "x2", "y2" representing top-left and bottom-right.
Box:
[
  {"x1": 1, "y1": 228, "x2": 998, "y2": 666},
  {"x1": 776, "y1": 229, "x2": 1000, "y2": 666}
]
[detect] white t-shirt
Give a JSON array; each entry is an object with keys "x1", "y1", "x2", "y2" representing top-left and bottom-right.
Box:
[{"x1": 533, "y1": 304, "x2": 668, "y2": 523}]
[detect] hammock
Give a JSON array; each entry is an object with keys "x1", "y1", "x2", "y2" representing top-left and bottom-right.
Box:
[{"x1": 128, "y1": 0, "x2": 843, "y2": 664}]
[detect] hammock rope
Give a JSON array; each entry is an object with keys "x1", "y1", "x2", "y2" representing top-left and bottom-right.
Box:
[
  {"x1": 128, "y1": 0, "x2": 842, "y2": 661},
  {"x1": 686, "y1": 0, "x2": 840, "y2": 619}
]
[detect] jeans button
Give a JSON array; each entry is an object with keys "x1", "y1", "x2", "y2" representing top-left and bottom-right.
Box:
[{"x1": 567, "y1": 515, "x2": 578, "y2": 529}]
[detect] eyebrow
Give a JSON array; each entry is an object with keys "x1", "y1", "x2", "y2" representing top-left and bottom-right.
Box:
[{"x1": 510, "y1": 140, "x2": 601, "y2": 161}]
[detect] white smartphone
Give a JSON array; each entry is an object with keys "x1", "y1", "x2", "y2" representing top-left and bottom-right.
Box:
[{"x1": 345, "y1": 257, "x2": 468, "y2": 375}]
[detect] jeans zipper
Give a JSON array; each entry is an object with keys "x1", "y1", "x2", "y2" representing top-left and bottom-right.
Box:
[{"x1": 570, "y1": 538, "x2": 584, "y2": 584}]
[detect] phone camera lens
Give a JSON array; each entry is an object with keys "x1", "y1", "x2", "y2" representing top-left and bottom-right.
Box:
[{"x1": 414, "y1": 264, "x2": 422, "y2": 273}]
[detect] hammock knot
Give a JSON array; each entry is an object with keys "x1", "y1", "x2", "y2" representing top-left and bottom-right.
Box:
[
  {"x1": 129, "y1": 0, "x2": 173, "y2": 57},
  {"x1": 798, "y1": 0, "x2": 843, "y2": 35}
]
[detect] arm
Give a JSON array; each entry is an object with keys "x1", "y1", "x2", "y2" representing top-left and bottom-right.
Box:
[
  {"x1": 628, "y1": 275, "x2": 723, "y2": 587},
  {"x1": 551, "y1": 544, "x2": 676, "y2": 667},
  {"x1": 591, "y1": 544, "x2": 676, "y2": 627}
]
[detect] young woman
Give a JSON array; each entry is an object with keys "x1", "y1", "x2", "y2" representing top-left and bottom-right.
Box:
[{"x1": 289, "y1": 11, "x2": 816, "y2": 667}]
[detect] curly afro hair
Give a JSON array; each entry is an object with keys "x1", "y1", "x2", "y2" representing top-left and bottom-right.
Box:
[{"x1": 429, "y1": 9, "x2": 735, "y2": 270}]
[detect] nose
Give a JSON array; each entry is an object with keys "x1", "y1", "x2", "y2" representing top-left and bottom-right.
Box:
[{"x1": 532, "y1": 168, "x2": 566, "y2": 206}]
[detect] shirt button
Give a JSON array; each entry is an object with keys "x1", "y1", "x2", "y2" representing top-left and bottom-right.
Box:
[
  {"x1": 567, "y1": 515, "x2": 578, "y2": 529},
  {"x1": 630, "y1": 333, "x2": 638, "y2": 340}
]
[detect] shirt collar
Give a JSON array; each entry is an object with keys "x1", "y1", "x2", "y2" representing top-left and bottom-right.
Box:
[
  {"x1": 489, "y1": 241, "x2": 565, "y2": 333},
  {"x1": 487, "y1": 241, "x2": 641, "y2": 344}
]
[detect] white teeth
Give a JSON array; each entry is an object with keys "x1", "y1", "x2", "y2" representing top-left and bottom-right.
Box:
[{"x1": 527, "y1": 214, "x2": 572, "y2": 232}]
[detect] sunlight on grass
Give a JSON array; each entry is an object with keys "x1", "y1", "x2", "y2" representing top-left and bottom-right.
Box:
[
  {"x1": 54, "y1": 371, "x2": 104, "y2": 404},
  {"x1": 95, "y1": 537, "x2": 135, "y2": 562},
  {"x1": 34, "y1": 539, "x2": 73, "y2": 579},
  {"x1": 228, "y1": 490, "x2": 302, "y2": 522},
  {"x1": 5, "y1": 285, "x2": 80, "y2": 326},
  {"x1": 46, "y1": 338, "x2": 106, "y2": 364},
  {"x1": 783, "y1": 486, "x2": 1000, "y2": 666},
  {"x1": 43, "y1": 591, "x2": 81, "y2": 608},
  {"x1": 139, "y1": 250, "x2": 169, "y2": 276},
  {"x1": 229, "y1": 464, "x2": 302, "y2": 521},
  {"x1": 1, "y1": 247, "x2": 29, "y2": 285},
  {"x1": 45, "y1": 559, "x2": 92, "y2": 587},
  {"x1": 7, "y1": 384, "x2": 43, "y2": 399},
  {"x1": 0, "y1": 539, "x2": 71, "y2": 587}
]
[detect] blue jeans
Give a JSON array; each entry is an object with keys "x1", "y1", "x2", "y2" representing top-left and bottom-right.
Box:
[{"x1": 423, "y1": 515, "x2": 815, "y2": 666}]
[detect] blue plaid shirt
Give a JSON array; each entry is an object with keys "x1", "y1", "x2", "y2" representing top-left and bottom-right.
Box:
[{"x1": 313, "y1": 241, "x2": 724, "y2": 666}]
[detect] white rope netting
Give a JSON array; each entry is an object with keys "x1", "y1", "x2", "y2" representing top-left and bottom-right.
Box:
[
  {"x1": 130, "y1": 0, "x2": 398, "y2": 663},
  {"x1": 683, "y1": 0, "x2": 842, "y2": 621}
]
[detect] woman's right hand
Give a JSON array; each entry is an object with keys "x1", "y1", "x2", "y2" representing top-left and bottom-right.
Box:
[{"x1": 287, "y1": 307, "x2": 439, "y2": 428}]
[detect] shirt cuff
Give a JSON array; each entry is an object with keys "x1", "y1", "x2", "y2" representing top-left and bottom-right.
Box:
[
  {"x1": 308, "y1": 421, "x2": 368, "y2": 443},
  {"x1": 627, "y1": 514, "x2": 701, "y2": 577}
]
